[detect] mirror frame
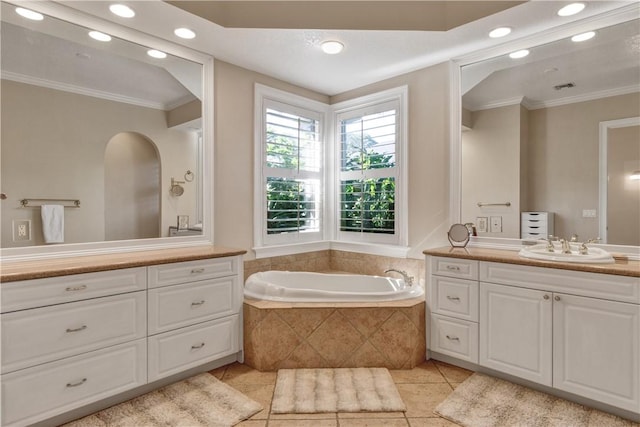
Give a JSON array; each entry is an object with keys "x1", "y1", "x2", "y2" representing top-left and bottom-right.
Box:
[
  {"x1": 449, "y1": 4, "x2": 640, "y2": 256},
  {"x1": 0, "y1": 1, "x2": 214, "y2": 261}
]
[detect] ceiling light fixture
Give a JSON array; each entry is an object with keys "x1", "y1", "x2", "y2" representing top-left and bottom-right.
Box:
[
  {"x1": 509, "y1": 49, "x2": 530, "y2": 59},
  {"x1": 571, "y1": 31, "x2": 596, "y2": 42},
  {"x1": 89, "y1": 31, "x2": 112, "y2": 42},
  {"x1": 631, "y1": 170, "x2": 640, "y2": 180},
  {"x1": 557, "y1": 3, "x2": 585, "y2": 17},
  {"x1": 174, "y1": 28, "x2": 196, "y2": 39},
  {"x1": 147, "y1": 49, "x2": 167, "y2": 59},
  {"x1": 109, "y1": 4, "x2": 135, "y2": 18},
  {"x1": 489, "y1": 27, "x2": 512, "y2": 38},
  {"x1": 15, "y1": 7, "x2": 44, "y2": 21},
  {"x1": 321, "y1": 41, "x2": 344, "y2": 55}
]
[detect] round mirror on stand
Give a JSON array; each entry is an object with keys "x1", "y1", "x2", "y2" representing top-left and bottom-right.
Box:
[{"x1": 448, "y1": 223, "x2": 470, "y2": 248}]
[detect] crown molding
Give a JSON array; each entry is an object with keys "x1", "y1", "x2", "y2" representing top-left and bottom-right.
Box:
[{"x1": 526, "y1": 85, "x2": 640, "y2": 110}]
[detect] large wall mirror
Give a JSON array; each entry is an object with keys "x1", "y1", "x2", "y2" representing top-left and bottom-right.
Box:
[
  {"x1": 458, "y1": 12, "x2": 639, "y2": 248},
  {"x1": 0, "y1": 1, "x2": 213, "y2": 259}
]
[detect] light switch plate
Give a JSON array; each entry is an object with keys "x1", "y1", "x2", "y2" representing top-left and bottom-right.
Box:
[
  {"x1": 490, "y1": 216, "x2": 502, "y2": 233},
  {"x1": 476, "y1": 217, "x2": 488, "y2": 233}
]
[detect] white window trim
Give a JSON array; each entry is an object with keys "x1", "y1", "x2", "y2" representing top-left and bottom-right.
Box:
[
  {"x1": 253, "y1": 84, "x2": 409, "y2": 259},
  {"x1": 253, "y1": 84, "x2": 331, "y2": 249},
  {"x1": 331, "y1": 85, "x2": 409, "y2": 247}
]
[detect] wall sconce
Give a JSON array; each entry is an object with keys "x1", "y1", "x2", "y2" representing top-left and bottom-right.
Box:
[{"x1": 630, "y1": 170, "x2": 640, "y2": 181}]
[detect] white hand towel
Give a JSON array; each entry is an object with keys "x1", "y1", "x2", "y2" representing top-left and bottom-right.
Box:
[{"x1": 41, "y1": 205, "x2": 64, "y2": 244}]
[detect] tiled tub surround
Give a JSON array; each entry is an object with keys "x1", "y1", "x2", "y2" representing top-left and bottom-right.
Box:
[
  {"x1": 243, "y1": 298, "x2": 426, "y2": 371},
  {"x1": 242, "y1": 250, "x2": 427, "y2": 371}
]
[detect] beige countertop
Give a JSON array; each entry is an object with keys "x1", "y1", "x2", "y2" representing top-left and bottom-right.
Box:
[
  {"x1": 0, "y1": 246, "x2": 247, "y2": 283},
  {"x1": 424, "y1": 246, "x2": 640, "y2": 278}
]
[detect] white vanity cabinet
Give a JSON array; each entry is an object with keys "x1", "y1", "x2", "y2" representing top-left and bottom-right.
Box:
[
  {"x1": 427, "y1": 253, "x2": 640, "y2": 416},
  {"x1": 428, "y1": 257, "x2": 479, "y2": 363},
  {"x1": 1, "y1": 252, "x2": 244, "y2": 427},
  {"x1": 147, "y1": 257, "x2": 241, "y2": 381}
]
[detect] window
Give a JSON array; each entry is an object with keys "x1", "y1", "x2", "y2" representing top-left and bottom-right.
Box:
[
  {"x1": 334, "y1": 88, "x2": 407, "y2": 245},
  {"x1": 254, "y1": 86, "x2": 327, "y2": 247}
]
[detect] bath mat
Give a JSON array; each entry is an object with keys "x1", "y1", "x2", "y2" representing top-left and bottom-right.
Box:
[
  {"x1": 435, "y1": 373, "x2": 638, "y2": 427},
  {"x1": 271, "y1": 367, "x2": 406, "y2": 414},
  {"x1": 63, "y1": 373, "x2": 262, "y2": 427}
]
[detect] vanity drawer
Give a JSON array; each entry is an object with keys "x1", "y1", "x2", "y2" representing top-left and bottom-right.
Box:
[
  {"x1": 1, "y1": 292, "x2": 146, "y2": 374},
  {"x1": 148, "y1": 257, "x2": 238, "y2": 288},
  {"x1": 430, "y1": 256, "x2": 479, "y2": 280},
  {"x1": 1, "y1": 339, "x2": 146, "y2": 427},
  {"x1": 148, "y1": 276, "x2": 238, "y2": 335},
  {"x1": 430, "y1": 314, "x2": 478, "y2": 363},
  {"x1": 431, "y1": 276, "x2": 479, "y2": 321},
  {"x1": 148, "y1": 316, "x2": 239, "y2": 382},
  {"x1": 480, "y1": 262, "x2": 640, "y2": 304},
  {"x1": 1, "y1": 267, "x2": 146, "y2": 313}
]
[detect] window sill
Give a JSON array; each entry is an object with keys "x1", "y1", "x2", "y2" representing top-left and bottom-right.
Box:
[{"x1": 252, "y1": 240, "x2": 410, "y2": 259}]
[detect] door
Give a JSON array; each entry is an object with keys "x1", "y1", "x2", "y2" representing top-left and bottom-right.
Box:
[
  {"x1": 553, "y1": 293, "x2": 640, "y2": 412},
  {"x1": 480, "y1": 282, "x2": 552, "y2": 386}
]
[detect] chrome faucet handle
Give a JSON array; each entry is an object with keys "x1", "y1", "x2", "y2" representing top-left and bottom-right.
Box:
[
  {"x1": 579, "y1": 243, "x2": 589, "y2": 255},
  {"x1": 538, "y1": 237, "x2": 555, "y2": 252},
  {"x1": 570, "y1": 234, "x2": 579, "y2": 242}
]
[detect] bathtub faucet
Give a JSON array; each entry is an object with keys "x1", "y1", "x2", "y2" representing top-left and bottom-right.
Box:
[{"x1": 384, "y1": 269, "x2": 414, "y2": 286}]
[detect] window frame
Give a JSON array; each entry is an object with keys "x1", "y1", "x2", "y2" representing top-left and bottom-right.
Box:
[
  {"x1": 332, "y1": 86, "x2": 409, "y2": 246},
  {"x1": 253, "y1": 84, "x2": 330, "y2": 250}
]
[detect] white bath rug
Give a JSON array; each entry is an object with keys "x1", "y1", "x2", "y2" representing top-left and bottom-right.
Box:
[
  {"x1": 63, "y1": 373, "x2": 262, "y2": 427},
  {"x1": 271, "y1": 367, "x2": 406, "y2": 414}
]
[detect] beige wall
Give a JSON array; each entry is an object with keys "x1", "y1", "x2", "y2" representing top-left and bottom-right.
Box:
[
  {"x1": 528, "y1": 92, "x2": 640, "y2": 240},
  {"x1": 461, "y1": 104, "x2": 522, "y2": 237},
  {"x1": 607, "y1": 125, "x2": 640, "y2": 246},
  {"x1": 1, "y1": 80, "x2": 198, "y2": 247},
  {"x1": 213, "y1": 60, "x2": 451, "y2": 260}
]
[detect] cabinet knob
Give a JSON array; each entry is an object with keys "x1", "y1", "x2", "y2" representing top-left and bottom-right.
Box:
[
  {"x1": 554, "y1": 295, "x2": 561, "y2": 301},
  {"x1": 543, "y1": 294, "x2": 550, "y2": 300}
]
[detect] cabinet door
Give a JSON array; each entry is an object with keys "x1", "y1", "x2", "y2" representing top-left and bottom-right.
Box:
[
  {"x1": 480, "y1": 282, "x2": 552, "y2": 386},
  {"x1": 553, "y1": 293, "x2": 640, "y2": 412}
]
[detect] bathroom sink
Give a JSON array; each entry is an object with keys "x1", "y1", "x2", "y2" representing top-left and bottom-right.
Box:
[{"x1": 518, "y1": 243, "x2": 615, "y2": 264}]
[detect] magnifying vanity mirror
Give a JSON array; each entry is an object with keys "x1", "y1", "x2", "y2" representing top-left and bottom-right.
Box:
[
  {"x1": 0, "y1": 1, "x2": 213, "y2": 258},
  {"x1": 458, "y1": 14, "x2": 640, "y2": 247}
]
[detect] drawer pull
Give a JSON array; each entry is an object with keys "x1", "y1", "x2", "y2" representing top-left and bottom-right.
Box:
[
  {"x1": 191, "y1": 300, "x2": 206, "y2": 307},
  {"x1": 65, "y1": 285, "x2": 87, "y2": 292},
  {"x1": 191, "y1": 268, "x2": 205, "y2": 274},
  {"x1": 66, "y1": 378, "x2": 87, "y2": 388},
  {"x1": 66, "y1": 325, "x2": 87, "y2": 333},
  {"x1": 446, "y1": 266, "x2": 461, "y2": 272},
  {"x1": 446, "y1": 296, "x2": 461, "y2": 301},
  {"x1": 446, "y1": 335, "x2": 460, "y2": 342},
  {"x1": 191, "y1": 342, "x2": 206, "y2": 350}
]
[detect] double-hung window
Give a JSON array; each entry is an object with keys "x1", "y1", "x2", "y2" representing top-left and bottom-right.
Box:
[
  {"x1": 255, "y1": 85, "x2": 326, "y2": 247},
  {"x1": 334, "y1": 87, "x2": 407, "y2": 245}
]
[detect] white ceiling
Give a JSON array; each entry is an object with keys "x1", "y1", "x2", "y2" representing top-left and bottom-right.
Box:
[{"x1": 52, "y1": 0, "x2": 638, "y2": 96}]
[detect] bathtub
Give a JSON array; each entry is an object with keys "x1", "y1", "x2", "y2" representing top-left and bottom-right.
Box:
[{"x1": 244, "y1": 270, "x2": 424, "y2": 302}]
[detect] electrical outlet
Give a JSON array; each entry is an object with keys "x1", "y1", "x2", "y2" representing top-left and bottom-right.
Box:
[
  {"x1": 13, "y1": 220, "x2": 31, "y2": 241},
  {"x1": 582, "y1": 209, "x2": 597, "y2": 218},
  {"x1": 490, "y1": 216, "x2": 502, "y2": 233}
]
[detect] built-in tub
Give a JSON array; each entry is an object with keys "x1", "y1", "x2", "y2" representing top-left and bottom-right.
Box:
[
  {"x1": 244, "y1": 270, "x2": 424, "y2": 302},
  {"x1": 243, "y1": 270, "x2": 426, "y2": 371}
]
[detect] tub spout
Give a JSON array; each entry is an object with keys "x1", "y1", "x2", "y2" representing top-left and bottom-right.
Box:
[{"x1": 384, "y1": 269, "x2": 414, "y2": 286}]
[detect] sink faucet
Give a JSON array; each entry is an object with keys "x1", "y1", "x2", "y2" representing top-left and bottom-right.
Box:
[
  {"x1": 384, "y1": 269, "x2": 414, "y2": 286},
  {"x1": 560, "y1": 239, "x2": 572, "y2": 254},
  {"x1": 539, "y1": 237, "x2": 555, "y2": 252}
]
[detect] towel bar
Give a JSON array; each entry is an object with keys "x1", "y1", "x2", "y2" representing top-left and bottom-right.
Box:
[
  {"x1": 477, "y1": 202, "x2": 511, "y2": 207},
  {"x1": 20, "y1": 198, "x2": 81, "y2": 208}
]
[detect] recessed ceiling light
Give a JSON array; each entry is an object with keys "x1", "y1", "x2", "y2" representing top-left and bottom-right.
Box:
[
  {"x1": 321, "y1": 41, "x2": 344, "y2": 55},
  {"x1": 489, "y1": 27, "x2": 512, "y2": 38},
  {"x1": 89, "y1": 31, "x2": 112, "y2": 42},
  {"x1": 109, "y1": 4, "x2": 135, "y2": 18},
  {"x1": 15, "y1": 7, "x2": 44, "y2": 21},
  {"x1": 571, "y1": 31, "x2": 596, "y2": 42},
  {"x1": 147, "y1": 49, "x2": 167, "y2": 59},
  {"x1": 509, "y1": 49, "x2": 530, "y2": 59},
  {"x1": 557, "y1": 3, "x2": 585, "y2": 17},
  {"x1": 174, "y1": 28, "x2": 196, "y2": 39}
]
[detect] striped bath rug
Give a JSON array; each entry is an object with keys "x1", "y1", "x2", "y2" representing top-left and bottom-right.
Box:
[
  {"x1": 272, "y1": 367, "x2": 406, "y2": 413},
  {"x1": 63, "y1": 373, "x2": 262, "y2": 427}
]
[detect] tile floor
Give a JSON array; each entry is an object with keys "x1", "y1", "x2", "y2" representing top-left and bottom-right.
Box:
[{"x1": 209, "y1": 360, "x2": 473, "y2": 427}]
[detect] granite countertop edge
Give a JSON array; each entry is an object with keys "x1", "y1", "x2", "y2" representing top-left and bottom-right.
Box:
[
  {"x1": 423, "y1": 247, "x2": 640, "y2": 278},
  {"x1": 1, "y1": 246, "x2": 247, "y2": 283}
]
